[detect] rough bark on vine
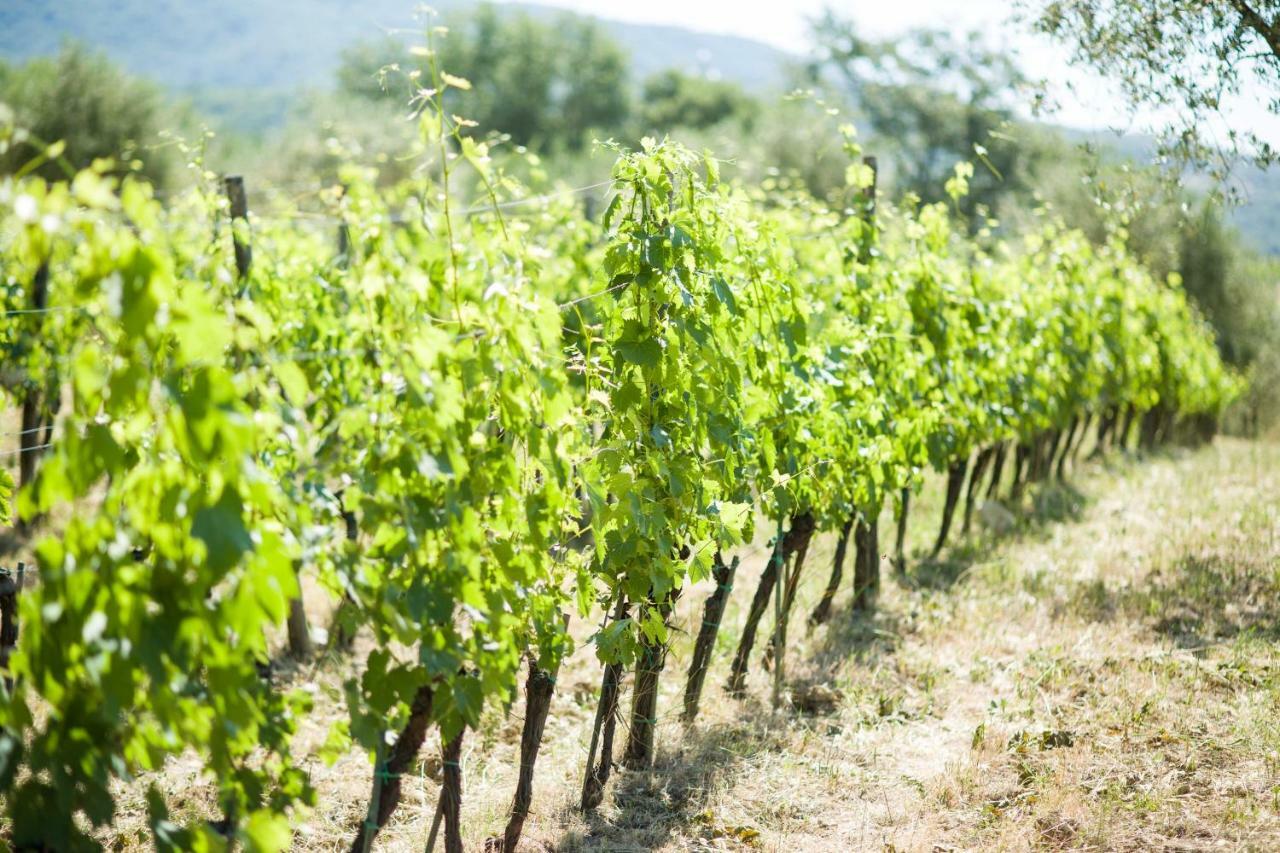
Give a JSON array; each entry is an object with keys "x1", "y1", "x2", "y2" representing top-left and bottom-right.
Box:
[
  {"x1": 986, "y1": 441, "x2": 1008, "y2": 500},
  {"x1": 931, "y1": 457, "x2": 969, "y2": 557},
  {"x1": 893, "y1": 488, "x2": 911, "y2": 574},
  {"x1": 809, "y1": 517, "x2": 854, "y2": 627},
  {"x1": 762, "y1": 516, "x2": 817, "y2": 670},
  {"x1": 684, "y1": 552, "x2": 739, "y2": 721},
  {"x1": 581, "y1": 599, "x2": 628, "y2": 810},
  {"x1": 623, "y1": 590, "x2": 679, "y2": 769},
  {"x1": 493, "y1": 661, "x2": 556, "y2": 852},
  {"x1": 348, "y1": 684, "x2": 436, "y2": 853},
  {"x1": 727, "y1": 513, "x2": 813, "y2": 695},
  {"x1": 852, "y1": 514, "x2": 880, "y2": 612},
  {"x1": 961, "y1": 446, "x2": 994, "y2": 536}
]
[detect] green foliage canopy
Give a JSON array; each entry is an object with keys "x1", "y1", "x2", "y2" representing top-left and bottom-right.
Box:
[
  {"x1": 338, "y1": 4, "x2": 630, "y2": 152},
  {"x1": 0, "y1": 43, "x2": 172, "y2": 186}
]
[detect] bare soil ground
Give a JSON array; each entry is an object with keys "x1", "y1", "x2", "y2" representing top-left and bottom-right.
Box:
[{"x1": 84, "y1": 436, "x2": 1280, "y2": 851}]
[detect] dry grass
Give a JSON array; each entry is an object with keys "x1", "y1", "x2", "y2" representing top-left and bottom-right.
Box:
[{"x1": 22, "y1": 435, "x2": 1280, "y2": 851}]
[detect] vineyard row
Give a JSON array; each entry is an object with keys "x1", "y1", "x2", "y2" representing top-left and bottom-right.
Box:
[{"x1": 0, "y1": 111, "x2": 1241, "y2": 851}]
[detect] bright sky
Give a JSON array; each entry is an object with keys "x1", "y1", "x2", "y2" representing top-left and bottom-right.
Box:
[
  {"x1": 504, "y1": 0, "x2": 1278, "y2": 144},
  {"x1": 524, "y1": 0, "x2": 1004, "y2": 53}
]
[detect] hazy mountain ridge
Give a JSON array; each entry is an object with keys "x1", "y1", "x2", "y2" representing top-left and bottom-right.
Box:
[
  {"x1": 0, "y1": 1, "x2": 791, "y2": 99},
  {"x1": 2, "y1": 0, "x2": 1275, "y2": 252}
]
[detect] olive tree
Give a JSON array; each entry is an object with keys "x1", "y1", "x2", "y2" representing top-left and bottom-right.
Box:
[
  {"x1": 0, "y1": 43, "x2": 173, "y2": 187},
  {"x1": 1017, "y1": 0, "x2": 1280, "y2": 174}
]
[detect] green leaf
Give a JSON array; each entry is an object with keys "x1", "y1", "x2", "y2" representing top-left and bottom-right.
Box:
[
  {"x1": 614, "y1": 338, "x2": 662, "y2": 368},
  {"x1": 274, "y1": 361, "x2": 310, "y2": 407},
  {"x1": 0, "y1": 469, "x2": 11, "y2": 526},
  {"x1": 191, "y1": 489, "x2": 253, "y2": 573},
  {"x1": 613, "y1": 377, "x2": 644, "y2": 412},
  {"x1": 716, "y1": 501, "x2": 753, "y2": 537},
  {"x1": 711, "y1": 276, "x2": 738, "y2": 315},
  {"x1": 242, "y1": 809, "x2": 292, "y2": 852}
]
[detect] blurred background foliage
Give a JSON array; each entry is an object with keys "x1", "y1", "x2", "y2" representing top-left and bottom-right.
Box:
[{"x1": 1, "y1": 2, "x2": 1276, "y2": 431}]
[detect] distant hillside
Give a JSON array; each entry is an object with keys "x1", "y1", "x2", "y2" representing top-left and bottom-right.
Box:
[
  {"x1": 0, "y1": 0, "x2": 792, "y2": 129},
  {"x1": 1222, "y1": 165, "x2": 1280, "y2": 255}
]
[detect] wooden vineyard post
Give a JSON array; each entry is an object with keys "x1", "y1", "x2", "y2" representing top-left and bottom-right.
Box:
[
  {"x1": 336, "y1": 183, "x2": 352, "y2": 268},
  {"x1": 264, "y1": 166, "x2": 307, "y2": 661},
  {"x1": 356, "y1": 736, "x2": 384, "y2": 853},
  {"x1": 224, "y1": 175, "x2": 252, "y2": 280},
  {"x1": 850, "y1": 155, "x2": 884, "y2": 606},
  {"x1": 855, "y1": 158, "x2": 881, "y2": 606},
  {"x1": 329, "y1": 491, "x2": 360, "y2": 651},
  {"x1": 851, "y1": 520, "x2": 870, "y2": 611},
  {"x1": 810, "y1": 155, "x2": 881, "y2": 622},
  {"x1": 442, "y1": 731, "x2": 464, "y2": 853},
  {"x1": 18, "y1": 261, "x2": 51, "y2": 514}
]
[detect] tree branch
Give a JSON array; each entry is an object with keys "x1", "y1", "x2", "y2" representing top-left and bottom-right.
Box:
[{"x1": 1227, "y1": 0, "x2": 1280, "y2": 60}]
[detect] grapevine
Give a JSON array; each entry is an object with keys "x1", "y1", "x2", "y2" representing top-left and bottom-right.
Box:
[{"x1": 0, "y1": 77, "x2": 1241, "y2": 850}]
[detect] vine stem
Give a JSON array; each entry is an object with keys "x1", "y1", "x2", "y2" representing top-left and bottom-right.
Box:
[
  {"x1": 770, "y1": 515, "x2": 785, "y2": 710},
  {"x1": 423, "y1": 28, "x2": 463, "y2": 326},
  {"x1": 358, "y1": 737, "x2": 385, "y2": 853}
]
